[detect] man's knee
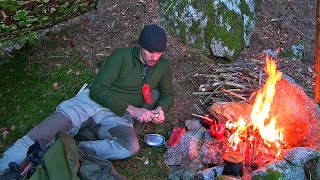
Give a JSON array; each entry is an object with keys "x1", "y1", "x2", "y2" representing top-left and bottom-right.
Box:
[
  {"x1": 123, "y1": 139, "x2": 140, "y2": 156},
  {"x1": 27, "y1": 112, "x2": 73, "y2": 146},
  {"x1": 108, "y1": 125, "x2": 140, "y2": 155}
]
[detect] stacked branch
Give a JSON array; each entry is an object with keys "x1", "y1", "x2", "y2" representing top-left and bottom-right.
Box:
[{"x1": 193, "y1": 61, "x2": 267, "y2": 105}]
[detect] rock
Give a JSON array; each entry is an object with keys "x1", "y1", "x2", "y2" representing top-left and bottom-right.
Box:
[
  {"x1": 194, "y1": 165, "x2": 224, "y2": 180},
  {"x1": 262, "y1": 49, "x2": 278, "y2": 58},
  {"x1": 168, "y1": 159, "x2": 203, "y2": 180},
  {"x1": 208, "y1": 102, "x2": 253, "y2": 124},
  {"x1": 163, "y1": 129, "x2": 205, "y2": 165},
  {"x1": 305, "y1": 156, "x2": 320, "y2": 180},
  {"x1": 185, "y1": 119, "x2": 204, "y2": 130},
  {"x1": 159, "y1": 0, "x2": 255, "y2": 60},
  {"x1": 270, "y1": 78, "x2": 320, "y2": 149},
  {"x1": 284, "y1": 147, "x2": 320, "y2": 166},
  {"x1": 251, "y1": 159, "x2": 306, "y2": 180},
  {"x1": 280, "y1": 40, "x2": 305, "y2": 61},
  {"x1": 198, "y1": 131, "x2": 224, "y2": 165}
]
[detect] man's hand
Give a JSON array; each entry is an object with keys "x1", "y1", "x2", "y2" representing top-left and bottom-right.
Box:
[
  {"x1": 126, "y1": 105, "x2": 155, "y2": 123},
  {"x1": 152, "y1": 107, "x2": 165, "y2": 124}
]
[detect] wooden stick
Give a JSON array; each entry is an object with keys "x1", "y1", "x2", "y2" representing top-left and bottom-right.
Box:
[
  {"x1": 224, "y1": 82, "x2": 246, "y2": 89},
  {"x1": 191, "y1": 114, "x2": 214, "y2": 123},
  {"x1": 202, "y1": 78, "x2": 230, "y2": 105},
  {"x1": 259, "y1": 69, "x2": 263, "y2": 85},
  {"x1": 192, "y1": 92, "x2": 213, "y2": 95},
  {"x1": 221, "y1": 88, "x2": 248, "y2": 101}
]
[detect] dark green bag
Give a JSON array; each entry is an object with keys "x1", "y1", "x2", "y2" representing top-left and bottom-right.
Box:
[{"x1": 30, "y1": 132, "x2": 127, "y2": 180}]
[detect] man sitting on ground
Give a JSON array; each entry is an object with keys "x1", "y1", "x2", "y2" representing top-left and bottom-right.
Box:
[{"x1": 0, "y1": 24, "x2": 174, "y2": 174}]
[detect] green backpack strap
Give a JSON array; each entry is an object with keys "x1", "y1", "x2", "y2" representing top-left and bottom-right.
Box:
[
  {"x1": 30, "y1": 132, "x2": 81, "y2": 180},
  {"x1": 78, "y1": 151, "x2": 127, "y2": 180},
  {"x1": 56, "y1": 132, "x2": 81, "y2": 179}
]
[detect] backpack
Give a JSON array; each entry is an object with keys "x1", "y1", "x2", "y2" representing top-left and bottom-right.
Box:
[{"x1": 2, "y1": 132, "x2": 127, "y2": 180}]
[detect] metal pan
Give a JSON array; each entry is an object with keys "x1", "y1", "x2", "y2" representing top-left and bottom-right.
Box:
[{"x1": 144, "y1": 134, "x2": 165, "y2": 146}]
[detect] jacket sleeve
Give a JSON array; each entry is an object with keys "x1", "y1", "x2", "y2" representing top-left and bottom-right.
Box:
[
  {"x1": 89, "y1": 49, "x2": 129, "y2": 115},
  {"x1": 156, "y1": 63, "x2": 174, "y2": 112}
]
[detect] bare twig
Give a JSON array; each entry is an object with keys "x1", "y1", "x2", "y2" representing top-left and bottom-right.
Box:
[
  {"x1": 191, "y1": 114, "x2": 214, "y2": 123},
  {"x1": 202, "y1": 78, "x2": 229, "y2": 105},
  {"x1": 221, "y1": 88, "x2": 248, "y2": 101}
]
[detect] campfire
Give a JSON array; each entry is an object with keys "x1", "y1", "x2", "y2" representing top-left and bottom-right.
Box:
[
  {"x1": 164, "y1": 54, "x2": 320, "y2": 179},
  {"x1": 225, "y1": 55, "x2": 284, "y2": 168}
]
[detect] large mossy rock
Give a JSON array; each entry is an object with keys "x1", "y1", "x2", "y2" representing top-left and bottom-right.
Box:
[{"x1": 159, "y1": 0, "x2": 255, "y2": 60}]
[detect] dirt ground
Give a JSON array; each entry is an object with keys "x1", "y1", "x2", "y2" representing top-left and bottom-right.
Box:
[{"x1": 41, "y1": 0, "x2": 316, "y2": 133}]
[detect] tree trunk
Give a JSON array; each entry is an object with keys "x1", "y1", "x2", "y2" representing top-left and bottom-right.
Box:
[{"x1": 315, "y1": 0, "x2": 320, "y2": 105}]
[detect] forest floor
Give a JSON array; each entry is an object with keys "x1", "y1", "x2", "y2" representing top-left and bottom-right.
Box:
[
  {"x1": 59, "y1": 0, "x2": 315, "y2": 127},
  {"x1": 0, "y1": 0, "x2": 317, "y2": 179}
]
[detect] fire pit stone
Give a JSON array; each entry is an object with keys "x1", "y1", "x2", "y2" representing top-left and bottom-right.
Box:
[{"x1": 284, "y1": 147, "x2": 320, "y2": 166}]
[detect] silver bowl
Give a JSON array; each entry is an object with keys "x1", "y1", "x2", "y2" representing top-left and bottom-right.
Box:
[{"x1": 144, "y1": 134, "x2": 165, "y2": 146}]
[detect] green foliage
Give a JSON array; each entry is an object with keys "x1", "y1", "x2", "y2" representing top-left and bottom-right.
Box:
[{"x1": 0, "y1": 32, "x2": 39, "y2": 56}]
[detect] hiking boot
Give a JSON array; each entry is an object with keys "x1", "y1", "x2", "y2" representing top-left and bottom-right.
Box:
[{"x1": 0, "y1": 136, "x2": 34, "y2": 175}]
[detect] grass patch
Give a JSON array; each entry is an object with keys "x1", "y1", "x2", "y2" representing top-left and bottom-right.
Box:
[
  {"x1": 0, "y1": 42, "x2": 94, "y2": 151},
  {"x1": 114, "y1": 143, "x2": 169, "y2": 179}
]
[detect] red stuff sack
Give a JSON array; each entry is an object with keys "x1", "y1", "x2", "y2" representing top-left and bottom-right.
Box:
[{"x1": 167, "y1": 126, "x2": 186, "y2": 147}]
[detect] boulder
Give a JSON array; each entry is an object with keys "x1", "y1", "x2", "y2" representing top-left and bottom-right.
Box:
[
  {"x1": 270, "y1": 78, "x2": 320, "y2": 149},
  {"x1": 198, "y1": 131, "x2": 224, "y2": 165},
  {"x1": 251, "y1": 159, "x2": 306, "y2": 180},
  {"x1": 208, "y1": 101, "x2": 253, "y2": 124},
  {"x1": 159, "y1": 0, "x2": 255, "y2": 60},
  {"x1": 163, "y1": 128, "x2": 205, "y2": 165}
]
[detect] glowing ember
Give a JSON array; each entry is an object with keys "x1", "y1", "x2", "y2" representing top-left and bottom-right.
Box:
[{"x1": 226, "y1": 55, "x2": 284, "y2": 157}]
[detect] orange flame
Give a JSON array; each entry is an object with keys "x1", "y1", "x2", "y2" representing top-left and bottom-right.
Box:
[{"x1": 227, "y1": 55, "x2": 284, "y2": 157}]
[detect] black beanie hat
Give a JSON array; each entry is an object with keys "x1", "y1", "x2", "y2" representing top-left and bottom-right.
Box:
[{"x1": 138, "y1": 24, "x2": 167, "y2": 52}]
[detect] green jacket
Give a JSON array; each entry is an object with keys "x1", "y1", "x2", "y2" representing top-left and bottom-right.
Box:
[{"x1": 89, "y1": 47, "x2": 174, "y2": 116}]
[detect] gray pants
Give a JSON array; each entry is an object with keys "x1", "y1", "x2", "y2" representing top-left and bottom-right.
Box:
[{"x1": 28, "y1": 89, "x2": 139, "y2": 160}]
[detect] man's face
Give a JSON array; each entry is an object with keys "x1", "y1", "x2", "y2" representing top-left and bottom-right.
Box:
[{"x1": 141, "y1": 48, "x2": 163, "y2": 66}]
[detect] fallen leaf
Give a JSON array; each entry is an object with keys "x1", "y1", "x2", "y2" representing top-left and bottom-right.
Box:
[
  {"x1": 53, "y1": 82, "x2": 59, "y2": 89},
  {"x1": 75, "y1": 71, "x2": 80, "y2": 76},
  {"x1": 10, "y1": 125, "x2": 15, "y2": 131},
  {"x1": 2, "y1": 131, "x2": 9, "y2": 139},
  {"x1": 55, "y1": 63, "x2": 62, "y2": 67},
  {"x1": 138, "y1": 0, "x2": 145, "y2": 3},
  {"x1": 0, "y1": 128, "x2": 8, "y2": 131},
  {"x1": 96, "y1": 53, "x2": 107, "y2": 57}
]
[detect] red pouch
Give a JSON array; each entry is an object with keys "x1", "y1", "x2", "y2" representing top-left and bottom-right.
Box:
[
  {"x1": 168, "y1": 126, "x2": 186, "y2": 147},
  {"x1": 142, "y1": 83, "x2": 152, "y2": 104}
]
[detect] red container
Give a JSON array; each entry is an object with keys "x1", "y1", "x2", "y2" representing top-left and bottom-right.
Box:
[{"x1": 209, "y1": 123, "x2": 225, "y2": 139}]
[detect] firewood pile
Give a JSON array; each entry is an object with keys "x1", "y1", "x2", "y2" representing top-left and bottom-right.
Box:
[{"x1": 193, "y1": 60, "x2": 268, "y2": 105}]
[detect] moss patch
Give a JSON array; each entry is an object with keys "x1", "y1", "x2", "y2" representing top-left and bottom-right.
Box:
[{"x1": 253, "y1": 169, "x2": 285, "y2": 180}]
